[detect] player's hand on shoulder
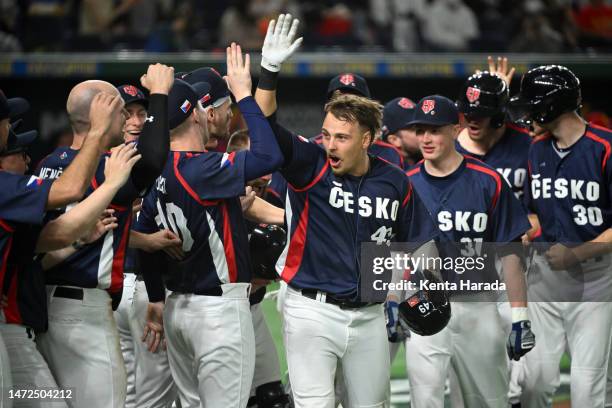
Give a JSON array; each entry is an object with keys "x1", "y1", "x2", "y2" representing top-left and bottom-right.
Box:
[
  {"x1": 143, "y1": 301, "x2": 166, "y2": 353},
  {"x1": 89, "y1": 91, "x2": 123, "y2": 139},
  {"x1": 385, "y1": 298, "x2": 410, "y2": 343},
  {"x1": 141, "y1": 63, "x2": 175, "y2": 95},
  {"x1": 240, "y1": 186, "x2": 257, "y2": 212},
  {"x1": 261, "y1": 13, "x2": 303, "y2": 73},
  {"x1": 225, "y1": 42, "x2": 252, "y2": 102},
  {"x1": 104, "y1": 142, "x2": 142, "y2": 189},
  {"x1": 506, "y1": 319, "x2": 535, "y2": 361}
]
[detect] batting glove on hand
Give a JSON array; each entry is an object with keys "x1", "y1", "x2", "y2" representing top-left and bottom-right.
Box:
[
  {"x1": 261, "y1": 14, "x2": 303, "y2": 72},
  {"x1": 507, "y1": 320, "x2": 535, "y2": 361},
  {"x1": 385, "y1": 301, "x2": 410, "y2": 343}
]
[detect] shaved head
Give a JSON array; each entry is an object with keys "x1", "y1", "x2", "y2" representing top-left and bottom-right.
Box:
[{"x1": 67, "y1": 80, "x2": 119, "y2": 134}]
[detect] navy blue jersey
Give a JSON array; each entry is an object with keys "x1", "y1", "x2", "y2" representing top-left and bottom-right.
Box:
[
  {"x1": 456, "y1": 123, "x2": 532, "y2": 199},
  {"x1": 276, "y1": 132, "x2": 438, "y2": 298},
  {"x1": 135, "y1": 150, "x2": 252, "y2": 293},
  {"x1": 408, "y1": 156, "x2": 531, "y2": 283},
  {"x1": 525, "y1": 123, "x2": 612, "y2": 243},
  {"x1": 265, "y1": 172, "x2": 287, "y2": 207},
  {"x1": 368, "y1": 140, "x2": 404, "y2": 169},
  {"x1": 0, "y1": 172, "x2": 52, "y2": 324},
  {"x1": 37, "y1": 147, "x2": 137, "y2": 294}
]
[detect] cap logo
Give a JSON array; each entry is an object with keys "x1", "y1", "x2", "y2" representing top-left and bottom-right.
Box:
[
  {"x1": 408, "y1": 295, "x2": 420, "y2": 307},
  {"x1": 200, "y1": 94, "x2": 211, "y2": 104},
  {"x1": 466, "y1": 87, "x2": 481, "y2": 103},
  {"x1": 398, "y1": 98, "x2": 414, "y2": 109},
  {"x1": 422, "y1": 99, "x2": 435, "y2": 114},
  {"x1": 180, "y1": 100, "x2": 192, "y2": 113},
  {"x1": 123, "y1": 85, "x2": 138, "y2": 97},
  {"x1": 339, "y1": 74, "x2": 355, "y2": 86}
]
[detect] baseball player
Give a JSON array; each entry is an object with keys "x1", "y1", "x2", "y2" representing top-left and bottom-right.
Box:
[
  {"x1": 0, "y1": 89, "x2": 133, "y2": 407},
  {"x1": 255, "y1": 14, "x2": 438, "y2": 407},
  {"x1": 508, "y1": 65, "x2": 612, "y2": 408},
  {"x1": 113, "y1": 83, "x2": 181, "y2": 408},
  {"x1": 35, "y1": 64, "x2": 174, "y2": 408},
  {"x1": 381, "y1": 97, "x2": 419, "y2": 169},
  {"x1": 181, "y1": 66, "x2": 233, "y2": 151},
  {"x1": 135, "y1": 43, "x2": 284, "y2": 408},
  {"x1": 403, "y1": 95, "x2": 535, "y2": 408}
]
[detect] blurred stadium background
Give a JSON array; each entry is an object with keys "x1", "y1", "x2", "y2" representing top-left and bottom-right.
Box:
[{"x1": 1, "y1": 0, "x2": 606, "y2": 405}]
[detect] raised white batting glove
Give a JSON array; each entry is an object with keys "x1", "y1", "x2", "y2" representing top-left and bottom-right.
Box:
[{"x1": 261, "y1": 14, "x2": 303, "y2": 73}]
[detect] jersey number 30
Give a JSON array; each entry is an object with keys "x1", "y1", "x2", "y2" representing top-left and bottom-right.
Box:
[{"x1": 156, "y1": 200, "x2": 195, "y2": 251}]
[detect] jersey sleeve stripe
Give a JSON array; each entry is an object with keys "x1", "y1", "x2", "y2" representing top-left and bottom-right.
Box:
[
  {"x1": 173, "y1": 152, "x2": 220, "y2": 206},
  {"x1": 279, "y1": 195, "x2": 310, "y2": 283},
  {"x1": 402, "y1": 182, "x2": 413, "y2": 207},
  {"x1": 466, "y1": 162, "x2": 502, "y2": 212},
  {"x1": 109, "y1": 212, "x2": 132, "y2": 294},
  {"x1": 405, "y1": 167, "x2": 420, "y2": 177},
  {"x1": 0, "y1": 219, "x2": 15, "y2": 233},
  {"x1": 585, "y1": 130, "x2": 611, "y2": 173},
  {"x1": 221, "y1": 202, "x2": 238, "y2": 283},
  {"x1": 588, "y1": 122, "x2": 612, "y2": 133},
  {"x1": 288, "y1": 160, "x2": 330, "y2": 192}
]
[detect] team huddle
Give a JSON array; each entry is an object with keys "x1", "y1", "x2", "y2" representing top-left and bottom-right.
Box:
[{"x1": 1, "y1": 13, "x2": 611, "y2": 408}]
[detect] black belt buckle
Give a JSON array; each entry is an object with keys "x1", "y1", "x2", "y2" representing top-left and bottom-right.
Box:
[{"x1": 53, "y1": 287, "x2": 84, "y2": 300}]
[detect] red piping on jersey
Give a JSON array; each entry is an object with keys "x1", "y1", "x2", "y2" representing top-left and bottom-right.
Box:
[
  {"x1": 533, "y1": 133, "x2": 551, "y2": 143},
  {"x1": 506, "y1": 122, "x2": 530, "y2": 135},
  {"x1": 0, "y1": 235, "x2": 13, "y2": 310},
  {"x1": 588, "y1": 122, "x2": 612, "y2": 133},
  {"x1": 373, "y1": 140, "x2": 405, "y2": 168},
  {"x1": 376, "y1": 156, "x2": 395, "y2": 167},
  {"x1": 221, "y1": 202, "x2": 238, "y2": 283},
  {"x1": 109, "y1": 211, "x2": 132, "y2": 294},
  {"x1": 288, "y1": 160, "x2": 330, "y2": 192},
  {"x1": 402, "y1": 182, "x2": 413, "y2": 207},
  {"x1": 406, "y1": 166, "x2": 421, "y2": 177},
  {"x1": 4, "y1": 266, "x2": 22, "y2": 324},
  {"x1": 466, "y1": 162, "x2": 502, "y2": 212},
  {"x1": 0, "y1": 219, "x2": 14, "y2": 233},
  {"x1": 281, "y1": 195, "x2": 309, "y2": 283},
  {"x1": 266, "y1": 187, "x2": 281, "y2": 199},
  {"x1": 89, "y1": 175, "x2": 129, "y2": 212},
  {"x1": 585, "y1": 131, "x2": 611, "y2": 173},
  {"x1": 173, "y1": 152, "x2": 220, "y2": 206}
]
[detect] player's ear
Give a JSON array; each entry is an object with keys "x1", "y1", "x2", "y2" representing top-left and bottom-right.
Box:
[
  {"x1": 452, "y1": 124, "x2": 461, "y2": 139},
  {"x1": 387, "y1": 134, "x2": 400, "y2": 148},
  {"x1": 207, "y1": 106, "x2": 215, "y2": 122},
  {"x1": 362, "y1": 130, "x2": 372, "y2": 149}
]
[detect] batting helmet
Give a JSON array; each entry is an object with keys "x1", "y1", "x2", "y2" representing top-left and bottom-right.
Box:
[
  {"x1": 508, "y1": 65, "x2": 581, "y2": 125},
  {"x1": 398, "y1": 269, "x2": 451, "y2": 336},
  {"x1": 249, "y1": 224, "x2": 287, "y2": 280},
  {"x1": 456, "y1": 72, "x2": 508, "y2": 128}
]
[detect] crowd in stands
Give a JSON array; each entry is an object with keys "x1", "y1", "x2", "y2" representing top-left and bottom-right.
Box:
[{"x1": 2, "y1": 0, "x2": 612, "y2": 53}]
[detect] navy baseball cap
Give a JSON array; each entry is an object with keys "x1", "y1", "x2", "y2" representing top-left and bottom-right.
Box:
[
  {"x1": 0, "y1": 90, "x2": 29, "y2": 121},
  {"x1": 327, "y1": 73, "x2": 371, "y2": 99},
  {"x1": 117, "y1": 84, "x2": 148, "y2": 109},
  {"x1": 167, "y1": 79, "x2": 212, "y2": 130},
  {"x1": 408, "y1": 95, "x2": 459, "y2": 127},
  {"x1": 1, "y1": 125, "x2": 37, "y2": 156},
  {"x1": 182, "y1": 67, "x2": 230, "y2": 107},
  {"x1": 382, "y1": 97, "x2": 416, "y2": 138}
]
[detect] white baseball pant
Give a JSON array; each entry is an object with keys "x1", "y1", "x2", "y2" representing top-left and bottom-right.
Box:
[
  {"x1": 282, "y1": 287, "x2": 390, "y2": 408},
  {"x1": 36, "y1": 286, "x2": 127, "y2": 408},
  {"x1": 163, "y1": 283, "x2": 255, "y2": 408},
  {"x1": 250, "y1": 303, "x2": 282, "y2": 393},
  {"x1": 0, "y1": 323, "x2": 66, "y2": 408},
  {"x1": 128, "y1": 278, "x2": 177, "y2": 407},
  {"x1": 404, "y1": 297, "x2": 508, "y2": 408},
  {"x1": 114, "y1": 273, "x2": 137, "y2": 408},
  {"x1": 0, "y1": 329, "x2": 12, "y2": 408}
]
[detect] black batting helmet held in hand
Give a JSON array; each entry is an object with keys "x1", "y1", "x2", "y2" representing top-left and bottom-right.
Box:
[
  {"x1": 508, "y1": 65, "x2": 581, "y2": 125},
  {"x1": 249, "y1": 224, "x2": 287, "y2": 280},
  {"x1": 456, "y1": 72, "x2": 508, "y2": 128},
  {"x1": 398, "y1": 269, "x2": 451, "y2": 336}
]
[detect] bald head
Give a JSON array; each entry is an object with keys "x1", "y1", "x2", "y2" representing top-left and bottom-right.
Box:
[{"x1": 67, "y1": 80, "x2": 119, "y2": 134}]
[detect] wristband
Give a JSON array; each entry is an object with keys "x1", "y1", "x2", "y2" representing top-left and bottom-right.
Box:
[
  {"x1": 258, "y1": 67, "x2": 279, "y2": 91},
  {"x1": 511, "y1": 307, "x2": 529, "y2": 323}
]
